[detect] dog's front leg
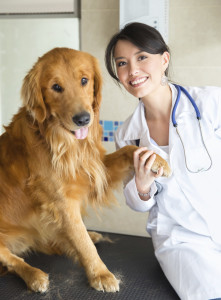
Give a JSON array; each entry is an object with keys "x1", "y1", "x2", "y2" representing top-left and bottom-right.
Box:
[
  {"x1": 0, "y1": 242, "x2": 49, "y2": 293},
  {"x1": 104, "y1": 145, "x2": 171, "y2": 186},
  {"x1": 60, "y1": 200, "x2": 119, "y2": 292}
]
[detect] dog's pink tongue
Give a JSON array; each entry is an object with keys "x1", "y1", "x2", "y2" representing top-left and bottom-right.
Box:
[{"x1": 75, "y1": 127, "x2": 88, "y2": 139}]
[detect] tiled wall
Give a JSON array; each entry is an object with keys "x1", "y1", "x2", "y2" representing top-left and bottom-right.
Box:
[{"x1": 100, "y1": 120, "x2": 123, "y2": 142}]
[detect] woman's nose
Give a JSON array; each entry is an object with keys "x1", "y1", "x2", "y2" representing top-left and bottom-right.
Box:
[{"x1": 129, "y1": 62, "x2": 139, "y2": 76}]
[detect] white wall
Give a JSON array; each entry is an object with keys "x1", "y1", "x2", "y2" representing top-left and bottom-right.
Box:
[{"x1": 0, "y1": 17, "x2": 79, "y2": 133}]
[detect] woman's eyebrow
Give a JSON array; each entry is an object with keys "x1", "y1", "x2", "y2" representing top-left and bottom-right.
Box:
[
  {"x1": 115, "y1": 56, "x2": 125, "y2": 61},
  {"x1": 114, "y1": 51, "x2": 143, "y2": 62}
]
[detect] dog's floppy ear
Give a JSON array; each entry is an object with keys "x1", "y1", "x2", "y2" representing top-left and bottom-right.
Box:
[
  {"x1": 21, "y1": 63, "x2": 47, "y2": 123},
  {"x1": 92, "y1": 58, "x2": 103, "y2": 113}
]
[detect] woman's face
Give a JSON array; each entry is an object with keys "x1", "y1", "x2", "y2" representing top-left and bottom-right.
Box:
[{"x1": 114, "y1": 40, "x2": 169, "y2": 99}]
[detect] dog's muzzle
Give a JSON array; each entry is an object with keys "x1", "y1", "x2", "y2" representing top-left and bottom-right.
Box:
[{"x1": 72, "y1": 111, "x2": 90, "y2": 139}]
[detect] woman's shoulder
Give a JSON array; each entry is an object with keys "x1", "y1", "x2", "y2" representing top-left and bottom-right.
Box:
[
  {"x1": 183, "y1": 86, "x2": 221, "y2": 111},
  {"x1": 186, "y1": 86, "x2": 221, "y2": 122},
  {"x1": 186, "y1": 85, "x2": 221, "y2": 99}
]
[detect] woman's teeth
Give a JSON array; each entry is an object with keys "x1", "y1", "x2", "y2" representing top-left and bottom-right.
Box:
[{"x1": 130, "y1": 77, "x2": 147, "y2": 86}]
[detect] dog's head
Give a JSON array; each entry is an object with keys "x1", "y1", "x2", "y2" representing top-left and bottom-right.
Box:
[{"x1": 21, "y1": 48, "x2": 102, "y2": 139}]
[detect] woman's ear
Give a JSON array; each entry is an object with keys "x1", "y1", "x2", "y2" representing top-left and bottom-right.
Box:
[
  {"x1": 162, "y1": 51, "x2": 170, "y2": 72},
  {"x1": 21, "y1": 62, "x2": 47, "y2": 123}
]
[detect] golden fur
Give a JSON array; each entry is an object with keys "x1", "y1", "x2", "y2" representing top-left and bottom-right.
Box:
[{"x1": 0, "y1": 48, "x2": 170, "y2": 293}]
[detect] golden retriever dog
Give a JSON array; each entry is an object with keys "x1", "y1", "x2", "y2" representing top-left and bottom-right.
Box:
[{"x1": 0, "y1": 47, "x2": 170, "y2": 293}]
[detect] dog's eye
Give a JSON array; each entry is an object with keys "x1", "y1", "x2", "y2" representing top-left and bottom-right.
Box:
[
  {"x1": 52, "y1": 84, "x2": 63, "y2": 93},
  {"x1": 81, "y1": 78, "x2": 88, "y2": 86}
]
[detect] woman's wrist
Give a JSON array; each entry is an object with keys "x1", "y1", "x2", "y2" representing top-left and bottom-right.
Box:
[
  {"x1": 137, "y1": 187, "x2": 151, "y2": 200},
  {"x1": 137, "y1": 190, "x2": 150, "y2": 197}
]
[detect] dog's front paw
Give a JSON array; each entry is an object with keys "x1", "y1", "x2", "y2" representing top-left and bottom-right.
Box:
[
  {"x1": 25, "y1": 268, "x2": 49, "y2": 293},
  {"x1": 89, "y1": 270, "x2": 120, "y2": 292},
  {"x1": 151, "y1": 154, "x2": 171, "y2": 177}
]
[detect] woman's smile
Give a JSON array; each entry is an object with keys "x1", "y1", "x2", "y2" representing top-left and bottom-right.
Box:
[{"x1": 129, "y1": 76, "x2": 149, "y2": 87}]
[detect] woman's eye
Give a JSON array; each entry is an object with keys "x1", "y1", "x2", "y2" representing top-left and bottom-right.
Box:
[
  {"x1": 117, "y1": 61, "x2": 126, "y2": 67},
  {"x1": 52, "y1": 83, "x2": 63, "y2": 93},
  {"x1": 81, "y1": 77, "x2": 88, "y2": 86},
  {"x1": 138, "y1": 55, "x2": 147, "y2": 61}
]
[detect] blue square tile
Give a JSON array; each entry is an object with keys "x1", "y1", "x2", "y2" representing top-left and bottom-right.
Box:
[
  {"x1": 100, "y1": 120, "x2": 124, "y2": 142},
  {"x1": 104, "y1": 121, "x2": 113, "y2": 131}
]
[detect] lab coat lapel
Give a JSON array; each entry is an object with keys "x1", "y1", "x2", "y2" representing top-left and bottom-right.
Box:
[{"x1": 168, "y1": 83, "x2": 181, "y2": 164}]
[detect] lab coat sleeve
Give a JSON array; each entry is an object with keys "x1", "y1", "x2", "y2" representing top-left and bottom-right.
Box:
[{"x1": 124, "y1": 176, "x2": 157, "y2": 212}]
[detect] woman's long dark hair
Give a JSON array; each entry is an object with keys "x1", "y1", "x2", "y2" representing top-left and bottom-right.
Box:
[{"x1": 105, "y1": 22, "x2": 170, "y2": 83}]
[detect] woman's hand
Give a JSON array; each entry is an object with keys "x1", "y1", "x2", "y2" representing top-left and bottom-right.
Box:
[{"x1": 134, "y1": 147, "x2": 163, "y2": 200}]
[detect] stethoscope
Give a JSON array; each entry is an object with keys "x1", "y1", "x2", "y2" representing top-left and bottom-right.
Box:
[{"x1": 171, "y1": 84, "x2": 213, "y2": 173}]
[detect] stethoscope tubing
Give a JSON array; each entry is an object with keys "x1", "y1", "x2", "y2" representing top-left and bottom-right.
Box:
[
  {"x1": 172, "y1": 84, "x2": 201, "y2": 127},
  {"x1": 171, "y1": 84, "x2": 212, "y2": 173}
]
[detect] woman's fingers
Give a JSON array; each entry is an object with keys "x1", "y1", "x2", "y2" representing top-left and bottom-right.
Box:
[
  {"x1": 133, "y1": 147, "x2": 154, "y2": 169},
  {"x1": 144, "y1": 154, "x2": 156, "y2": 172},
  {"x1": 134, "y1": 147, "x2": 164, "y2": 178}
]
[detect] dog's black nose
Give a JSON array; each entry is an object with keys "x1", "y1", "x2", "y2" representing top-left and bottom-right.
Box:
[{"x1": 72, "y1": 112, "x2": 90, "y2": 127}]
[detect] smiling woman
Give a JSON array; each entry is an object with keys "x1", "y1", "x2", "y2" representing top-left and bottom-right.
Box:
[{"x1": 104, "y1": 22, "x2": 221, "y2": 300}]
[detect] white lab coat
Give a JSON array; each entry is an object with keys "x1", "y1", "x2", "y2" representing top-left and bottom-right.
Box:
[{"x1": 115, "y1": 83, "x2": 221, "y2": 300}]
